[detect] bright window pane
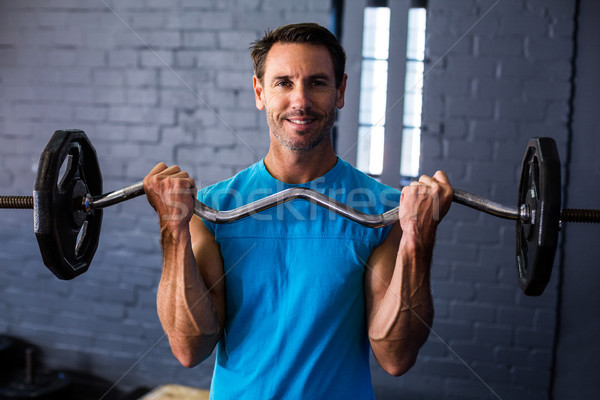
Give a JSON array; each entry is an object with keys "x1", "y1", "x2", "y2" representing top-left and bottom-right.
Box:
[
  {"x1": 357, "y1": 125, "x2": 385, "y2": 176},
  {"x1": 359, "y1": 59, "x2": 388, "y2": 126},
  {"x1": 400, "y1": 8, "x2": 427, "y2": 178},
  {"x1": 400, "y1": 127, "x2": 421, "y2": 178},
  {"x1": 362, "y1": 7, "x2": 391, "y2": 60},
  {"x1": 406, "y1": 8, "x2": 426, "y2": 61},
  {"x1": 403, "y1": 60, "x2": 424, "y2": 128},
  {"x1": 357, "y1": 7, "x2": 390, "y2": 176}
]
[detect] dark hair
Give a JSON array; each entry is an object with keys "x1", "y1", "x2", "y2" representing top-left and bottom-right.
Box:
[{"x1": 250, "y1": 23, "x2": 347, "y2": 88}]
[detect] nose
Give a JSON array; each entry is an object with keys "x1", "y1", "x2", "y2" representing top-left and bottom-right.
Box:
[{"x1": 290, "y1": 84, "x2": 312, "y2": 110}]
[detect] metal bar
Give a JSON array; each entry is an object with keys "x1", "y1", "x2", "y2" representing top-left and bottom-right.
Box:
[
  {"x1": 0, "y1": 196, "x2": 34, "y2": 209},
  {"x1": 560, "y1": 208, "x2": 600, "y2": 223},
  {"x1": 192, "y1": 188, "x2": 523, "y2": 226},
  {"x1": 90, "y1": 181, "x2": 145, "y2": 210},
  {"x1": 11, "y1": 182, "x2": 600, "y2": 225},
  {"x1": 192, "y1": 187, "x2": 398, "y2": 228},
  {"x1": 452, "y1": 189, "x2": 520, "y2": 220},
  {"x1": 88, "y1": 184, "x2": 525, "y2": 226}
]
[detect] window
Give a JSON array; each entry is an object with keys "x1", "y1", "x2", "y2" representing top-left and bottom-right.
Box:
[
  {"x1": 336, "y1": 0, "x2": 428, "y2": 187},
  {"x1": 356, "y1": 7, "x2": 391, "y2": 176},
  {"x1": 400, "y1": 7, "x2": 427, "y2": 179}
]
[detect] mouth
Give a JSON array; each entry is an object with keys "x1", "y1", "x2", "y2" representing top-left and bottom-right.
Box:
[
  {"x1": 285, "y1": 116, "x2": 317, "y2": 130},
  {"x1": 288, "y1": 118, "x2": 313, "y2": 125}
]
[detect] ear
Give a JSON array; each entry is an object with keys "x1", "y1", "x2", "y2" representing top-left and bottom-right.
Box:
[
  {"x1": 336, "y1": 73, "x2": 348, "y2": 109},
  {"x1": 253, "y1": 75, "x2": 265, "y2": 111}
]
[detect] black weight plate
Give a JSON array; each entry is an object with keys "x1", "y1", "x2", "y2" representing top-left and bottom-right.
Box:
[
  {"x1": 516, "y1": 137, "x2": 561, "y2": 296},
  {"x1": 33, "y1": 130, "x2": 103, "y2": 280}
]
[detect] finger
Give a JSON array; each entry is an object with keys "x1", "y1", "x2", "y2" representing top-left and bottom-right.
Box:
[
  {"x1": 159, "y1": 170, "x2": 191, "y2": 180},
  {"x1": 432, "y1": 170, "x2": 450, "y2": 185},
  {"x1": 148, "y1": 162, "x2": 168, "y2": 175},
  {"x1": 418, "y1": 174, "x2": 435, "y2": 185},
  {"x1": 157, "y1": 165, "x2": 183, "y2": 176},
  {"x1": 173, "y1": 176, "x2": 196, "y2": 189},
  {"x1": 401, "y1": 182, "x2": 427, "y2": 201},
  {"x1": 171, "y1": 174, "x2": 197, "y2": 189},
  {"x1": 418, "y1": 172, "x2": 452, "y2": 196}
]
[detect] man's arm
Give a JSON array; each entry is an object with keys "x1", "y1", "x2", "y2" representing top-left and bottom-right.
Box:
[
  {"x1": 365, "y1": 171, "x2": 452, "y2": 376},
  {"x1": 144, "y1": 163, "x2": 226, "y2": 368}
]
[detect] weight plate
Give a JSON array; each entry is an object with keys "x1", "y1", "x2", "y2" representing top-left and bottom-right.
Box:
[
  {"x1": 516, "y1": 137, "x2": 561, "y2": 296},
  {"x1": 33, "y1": 130, "x2": 103, "y2": 280}
]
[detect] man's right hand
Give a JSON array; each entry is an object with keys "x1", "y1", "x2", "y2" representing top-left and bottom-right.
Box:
[{"x1": 143, "y1": 163, "x2": 197, "y2": 230}]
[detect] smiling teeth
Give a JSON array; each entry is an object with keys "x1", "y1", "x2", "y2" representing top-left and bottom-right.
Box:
[{"x1": 290, "y1": 120, "x2": 310, "y2": 124}]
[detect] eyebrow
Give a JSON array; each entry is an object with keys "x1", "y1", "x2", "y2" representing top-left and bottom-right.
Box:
[{"x1": 271, "y1": 73, "x2": 333, "y2": 82}]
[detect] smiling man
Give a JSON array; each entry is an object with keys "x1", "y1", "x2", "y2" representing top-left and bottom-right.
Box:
[
  {"x1": 254, "y1": 36, "x2": 344, "y2": 183},
  {"x1": 143, "y1": 23, "x2": 453, "y2": 399}
]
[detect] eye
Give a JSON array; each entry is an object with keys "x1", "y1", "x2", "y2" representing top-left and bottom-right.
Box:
[
  {"x1": 311, "y1": 80, "x2": 327, "y2": 86},
  {"x1": 276, "y1": 80, "x2": 292, "y2": 87}
]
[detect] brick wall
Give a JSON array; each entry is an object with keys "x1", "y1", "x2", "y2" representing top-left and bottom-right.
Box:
[
  {"x1": 408, "y1": 0, "x2": 573, "y2": 398},
  {"x1": 0, "y1": 0, "x2": 578, "y2": 398},
  {"x1": 0, "y1": 0, "x2": 330, "y2": 392}
]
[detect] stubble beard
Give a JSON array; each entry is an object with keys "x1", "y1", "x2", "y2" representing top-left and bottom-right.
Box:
[{"x1": 268, "y1": 108, "x2": 337, "y2": 153}]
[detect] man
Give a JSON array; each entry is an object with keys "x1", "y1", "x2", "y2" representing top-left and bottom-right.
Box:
[{"x1": 144, "y1": 23, "x2": 453, "y2": 399}]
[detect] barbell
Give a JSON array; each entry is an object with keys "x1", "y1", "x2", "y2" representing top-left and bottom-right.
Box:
[{"x1": 1, "y1": 130, "x2": 598, "y2": 296}]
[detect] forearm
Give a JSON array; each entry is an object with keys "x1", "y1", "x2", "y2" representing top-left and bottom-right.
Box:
[
  {"x1": 156, "y1": 226, "x2": 222, "y2": 367},
  {"x1": 369, "y1": 233, "x2": 434, "y2": 376}
]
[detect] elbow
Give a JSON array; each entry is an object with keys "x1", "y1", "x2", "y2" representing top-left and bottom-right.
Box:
[
  {"x1": 169, "y1": 332, "x2": 221, "y2": 368},
  {"x1": 370, "y1": 328, "x2": 429, "y2": 377},
  {"x1": 173, "y1": 343, "x2": 214, "y2": 368},
  {"x1": 381, "y1": 354, "x2": 417, "y2": 376},
  {"x1": 175, "y1": 352, "x2": 201, "y2": 369},
  {"x1": 371, "y1": 337, "x2": 422, "y2": 377},
  {"x1": 380, "y1": 351, "x2": 419, "y2": 377},
  {"x1": 171, "y1": 342, "x2": 206, "y2": 368}
]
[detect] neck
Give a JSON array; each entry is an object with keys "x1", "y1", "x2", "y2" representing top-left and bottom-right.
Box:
[{"x1": 264, "y1": 141, "x2": 338, "y2": 184}]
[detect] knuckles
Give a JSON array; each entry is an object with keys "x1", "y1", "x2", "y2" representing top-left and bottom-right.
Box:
[
  {"x1": 143, "y1": 164, "x2": 196, "y2": 205},
  {"x1": 400, "y1": 171, "x2": 453, "y2": 221},
  {"x1": 143, "y1": 164, "x2": 196, "y2": 225}
]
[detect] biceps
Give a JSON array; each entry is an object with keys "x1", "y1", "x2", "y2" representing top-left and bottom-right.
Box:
[
  {"x1": 190, "y1": 216, "x2": 226, "y2": 321},
  {"x1": 364, "y1": 223, "x2": 401, "y2": 317}
]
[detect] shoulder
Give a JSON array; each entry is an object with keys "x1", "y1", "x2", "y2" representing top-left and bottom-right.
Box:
[
  {"x1": 336, "y1": 158, "x2": 395, "y2": 189},
  {"x1": 336, "y1": 158, "x2": 401, "y2": 211},
  {"x1": 197, "y1": 160, "x2": 264, "y2": 208}
]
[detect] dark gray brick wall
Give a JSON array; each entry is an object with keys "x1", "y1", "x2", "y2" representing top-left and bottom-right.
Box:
[
  {"x1": 551, "y1": 0, "x2": 600, "y2": 397},
  {"x1": 413, "y1": 0, "x2": 573, "y2": 399},
  {"x1": 0, "y1": 0, "x2": 578, "y2": 398}
]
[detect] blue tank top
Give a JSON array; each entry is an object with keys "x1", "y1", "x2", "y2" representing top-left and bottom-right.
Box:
[{"x1": 197, "y1": 158, "x2": 400, "y2": 399}]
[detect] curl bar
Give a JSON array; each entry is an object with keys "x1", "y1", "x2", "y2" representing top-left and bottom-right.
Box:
[{"x1": 1, "y1": 130, "x2": 599, "y2": 295}]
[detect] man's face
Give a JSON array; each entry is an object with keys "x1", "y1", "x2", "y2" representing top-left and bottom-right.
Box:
[{"x1": 253, "y1": 42, "x2": 347, "y2": 153}]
